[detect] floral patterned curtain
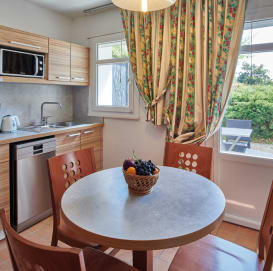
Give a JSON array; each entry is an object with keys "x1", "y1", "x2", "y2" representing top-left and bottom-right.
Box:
[
  {"x1": 121, "y1": 8, "x2": 172, "y2": 125},
  {"x1": 121, "y1": 0, "x2": 246, "y2": 143}
]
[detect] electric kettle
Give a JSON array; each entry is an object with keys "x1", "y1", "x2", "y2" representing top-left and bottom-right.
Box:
[{"x1": 1, "y1": 115, "x2": 20, "y2": 132}]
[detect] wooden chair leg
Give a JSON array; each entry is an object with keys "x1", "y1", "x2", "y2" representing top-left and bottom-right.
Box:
[{"x1": 51, "y1": 233, "x2": 58, "y2": 247}]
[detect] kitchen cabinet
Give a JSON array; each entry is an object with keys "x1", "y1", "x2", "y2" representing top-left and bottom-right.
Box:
[
  {"x1": 71, "y1": 43, "x2": 90, "y2": 84},
  {"x1": 48, "y1": 39, "x2": 71, "y2": 82},
  {"x1": 0, "y1": 25, "x2": 90, "y2": 86},
  {"x1": 0, "y1": 25, "x2": 49, "y2": 53},
  {"x1": 55, "y1": 126, "x2": 103, "y2": 171},
  {"x1": 0, "y1": 144, "x2": 10, "y2": 230},
  {"x1": 55, "y1": 131, "x2": 81, "y2": 156},
  {"x1": 81, "y1": 127, "x2": 103, "y2": 171}
]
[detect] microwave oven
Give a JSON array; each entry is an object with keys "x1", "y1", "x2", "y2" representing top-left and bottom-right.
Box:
[{"x1": 0, "y1": 48, "x2": 45, "y2": 78}]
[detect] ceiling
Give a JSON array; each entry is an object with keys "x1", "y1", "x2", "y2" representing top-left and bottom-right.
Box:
[
  {"x1": 25, "y1": 0, "x2": 114, "y2": 18},
  {"x1": 26, "y1": 0, "x2": 273, "y2": 19}
]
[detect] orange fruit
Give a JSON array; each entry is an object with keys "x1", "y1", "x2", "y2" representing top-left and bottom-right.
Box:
[
  {"x1": 127, "y1": 167, "x2": 136, "y2": 175},
  {"x1": 153, "y1": 168, "x2": 159, "y2": 175}
]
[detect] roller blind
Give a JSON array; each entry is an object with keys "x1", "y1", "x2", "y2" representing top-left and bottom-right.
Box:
[{"x1": 246, "y1": 0, "x2": 273, "y2": 22}]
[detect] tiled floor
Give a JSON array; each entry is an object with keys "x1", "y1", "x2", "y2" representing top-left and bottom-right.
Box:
[{"x1": 0, "y1": 217, "x2": 259, "y2": 270}]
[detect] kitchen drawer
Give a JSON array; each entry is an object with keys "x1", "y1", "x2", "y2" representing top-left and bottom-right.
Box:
[
  {"x1": 0, "y1": 161, "x2": 10, "y2": 229},
  {"x1": 0, "y1": 144, "x2": 9, "y2": 163},
  {"x1": 0, "y1": 25, "x2": 49, "y2": 53},
  {"x1": 81, "y1": 127, "x2": 102, "y2": 145},
  {"x1": 56, "y1": 131, "x2": 81, "y2": 156}
]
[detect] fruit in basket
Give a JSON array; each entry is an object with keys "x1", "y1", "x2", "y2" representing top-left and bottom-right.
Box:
[
  {"x1": 127, "y1": 167, "x2": 136, "y2": 175},
  {"x1": 135, "y1": 159, "x2": 155, "y2": 176},
  {"x1": 123, "y1": 151, "x2": 158, "y2": 176},
  {"x1": 123, "y1": 159, "x2": 135, "y2": 170}
]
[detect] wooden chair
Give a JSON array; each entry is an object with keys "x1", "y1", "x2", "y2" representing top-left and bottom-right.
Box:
[
  {"x1": 0, "y1": 209, "x2": 138, "y2": 271},
  {"x1": 164, "y1": 142, "x2": 213, "y2": 179},
  {"x1": 47, "y1": 148, "x2": 110, "y2": 252},
  {"x1": 168, "y1": 181, "x2": 273, "y2": 271}
]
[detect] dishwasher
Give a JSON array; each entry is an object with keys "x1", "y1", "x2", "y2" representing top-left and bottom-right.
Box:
[{"x1": 10, "y1": 137, "x2": 56, "y2": 232}]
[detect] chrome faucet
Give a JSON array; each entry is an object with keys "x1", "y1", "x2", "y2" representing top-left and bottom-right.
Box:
[{"x1": 41, "y1": 102, "x2": 62, "y2": 126}]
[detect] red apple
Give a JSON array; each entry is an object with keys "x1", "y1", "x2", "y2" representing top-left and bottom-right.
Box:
[{"x1": 123, "y1": 159, "x2": 135, "y2": 170}]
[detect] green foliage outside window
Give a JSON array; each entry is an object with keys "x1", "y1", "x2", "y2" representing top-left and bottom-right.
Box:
[
  {"x1": 237, "y1": 62, "x2": 273, "y2": 85},
  {"x1": 224, "y1": 61, "x2": 273, "y2": 143},
  {"x1": 225, "y1": 83, "x2": 273, "y2": 143}
]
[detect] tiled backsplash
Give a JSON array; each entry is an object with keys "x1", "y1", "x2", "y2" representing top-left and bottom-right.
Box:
[
  {"x1": 72, "y1": 86, "x2": 102, "y2": 124},
  {"x1": 0, "y1": 83, "x2": 73, "y2": 127}
]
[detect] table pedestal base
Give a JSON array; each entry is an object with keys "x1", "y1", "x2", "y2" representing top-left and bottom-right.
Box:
[{"x1": 133, "y1": 251, "x2": 153, "y2": 271}]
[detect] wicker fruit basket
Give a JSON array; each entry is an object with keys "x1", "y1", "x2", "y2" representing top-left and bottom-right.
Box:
[{"x1": 122, "y1": 168, "x2": 160, "y2": 195}]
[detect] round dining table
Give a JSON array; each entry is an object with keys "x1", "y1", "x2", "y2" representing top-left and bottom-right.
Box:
[{"x1": 61, "y1": 166, "x2": 225, "y2": 271}]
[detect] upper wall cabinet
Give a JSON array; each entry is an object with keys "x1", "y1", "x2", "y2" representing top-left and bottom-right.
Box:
[
  {"x1": 0, "y1": 25, "x2": 90, "y2": 86},
  {"x1": 71, "y1": 43, "x2": 90, "y2": 84},
  {"x1": 48, "y1": 39, "x2": 71, "y2": 82},
  {"x1": 0, "y1": 25, "x2": 48, "y2": 53}
]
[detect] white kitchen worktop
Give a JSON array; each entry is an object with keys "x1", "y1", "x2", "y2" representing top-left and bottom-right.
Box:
[
  {"x1": 0, "y1": 130, "x2": 37, "y2": 141},
  {"x1": 0, "y1": 123, "x2": 103, "y2": 145}
]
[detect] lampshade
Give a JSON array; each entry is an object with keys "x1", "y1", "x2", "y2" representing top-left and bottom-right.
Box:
[{"x1": 112, "y1": 0, "x2": 176, "y2": 12}]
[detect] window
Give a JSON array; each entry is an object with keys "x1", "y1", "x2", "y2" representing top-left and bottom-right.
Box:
[
  {"x1": 89, "y1": 33, "x2": 139, "y2": 119},
  {"x1": 220, "y1": 19, "x2": 273, "y2": 159}
]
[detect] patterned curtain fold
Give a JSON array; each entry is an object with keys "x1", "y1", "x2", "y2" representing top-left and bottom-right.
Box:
[{"x1": 121, "y1": 0, "x2": 246, "y2": 143}]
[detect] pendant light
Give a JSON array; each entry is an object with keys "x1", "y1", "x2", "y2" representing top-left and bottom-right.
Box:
[{"x1": 112, "y1": 0, "x2": 176, "y2": 12}]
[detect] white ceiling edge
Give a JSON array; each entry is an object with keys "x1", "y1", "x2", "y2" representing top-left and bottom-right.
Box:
[{"x1": 24, "y1": 0, "x2": 117, "y2": 18}]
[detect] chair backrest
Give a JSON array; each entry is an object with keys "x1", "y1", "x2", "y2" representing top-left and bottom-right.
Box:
[
  {"x1": 226, "y1": 119, "x2": 252, "y2": 129},
  {"x1": 47, "y1": 148, "x2": 96, "y2": 227},
  {"x1": 0, "y1": 209, "x2": 86, "y2": 271},
  {"x1": 164, "y1": 142, "x2": 213, "y2": 179},
  {"x1": 258, "y1": 181, "x2": 273, "y2": 271}
]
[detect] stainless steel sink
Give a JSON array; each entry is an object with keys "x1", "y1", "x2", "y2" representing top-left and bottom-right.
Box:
[
  {"x1": 19, "y1": 124, "x2": 65, "y2": 133},
  {"x1": 53, "y1": 121, "x2": 85, "y2": 127},
  {"x1": 19, "y1": 122, "x2": 91, "y2": 133}
]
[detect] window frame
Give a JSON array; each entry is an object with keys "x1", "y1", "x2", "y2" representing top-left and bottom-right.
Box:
[
  {"x1": 218, "y1": 19, "x2": 273, "y2": 160},
  {"x1": 88, "y1": 33, "x2": 139, "y2": 119}
]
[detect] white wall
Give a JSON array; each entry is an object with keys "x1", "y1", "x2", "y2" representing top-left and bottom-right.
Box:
[
  {"x1": 71, "y1": 8, "x2": 123, "y2": 46},
  {"x1": 0, "y1": 0, "x2": 72, "y2": 41},
  {"x1": 71, "y1": 9, "x2": 167, "y2": 168}
]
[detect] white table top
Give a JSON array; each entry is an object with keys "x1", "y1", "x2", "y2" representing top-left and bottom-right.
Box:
[
  {"x1": 61, "y1": 166, "x2": 225, "y2": 250},
  {"x1": 221, "y1": 127, "x2": 252, "y2": 137}
]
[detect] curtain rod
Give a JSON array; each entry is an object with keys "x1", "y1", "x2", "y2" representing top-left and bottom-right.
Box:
[{"x1": 87, "y1": 31, "x2": 123, "y2": 40}]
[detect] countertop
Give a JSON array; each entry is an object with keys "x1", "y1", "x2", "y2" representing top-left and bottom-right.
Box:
[{"x1": 0, "y1": 123, "x2": 103, "y2": 145}]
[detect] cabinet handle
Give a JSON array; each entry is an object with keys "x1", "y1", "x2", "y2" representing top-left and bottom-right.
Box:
[
  {"x1": 83, "y1": 130, "x2": 94, "y2": 134},
  {"x1": 72, "y1": 77, "x2": 85, "y2": 81},
  {"x1": 9, "y1": 41, "x2": 41, "y2": 49},
  {"x1": 56, "y1": 76, "x2": 70, "y2": 80},
  {"x1": 67, "y1": 133, "x2": 81, "y2": 138}
]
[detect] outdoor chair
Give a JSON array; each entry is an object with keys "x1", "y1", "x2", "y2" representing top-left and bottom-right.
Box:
[{"x1": 226, "y1": 119, "x2": 252, "y2": 148}]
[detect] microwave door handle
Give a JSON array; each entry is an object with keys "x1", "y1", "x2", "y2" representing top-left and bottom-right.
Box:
[{"x1": 34, "y1": 55, "x2": 38, "y2": 76}]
